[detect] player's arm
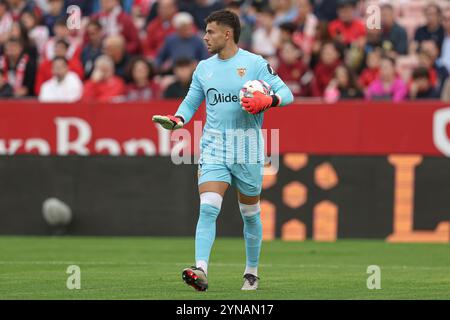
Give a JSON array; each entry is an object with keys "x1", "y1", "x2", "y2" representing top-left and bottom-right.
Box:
[
  {"x1": 153, "y1": 63, "x2": 205, "y2": 130},
  {"x1": 241, "y1": 58, "x2": 294, "y2": 115}
]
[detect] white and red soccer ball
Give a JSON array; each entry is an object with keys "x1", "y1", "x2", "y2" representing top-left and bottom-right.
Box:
[{"x1": 239, "y1": 80, "x2": 272, "y2": 103}]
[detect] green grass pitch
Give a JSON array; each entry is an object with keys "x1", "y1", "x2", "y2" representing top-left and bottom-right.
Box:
[{"x1": 0, "y1": 236, "x2": 449, "y2": 300}]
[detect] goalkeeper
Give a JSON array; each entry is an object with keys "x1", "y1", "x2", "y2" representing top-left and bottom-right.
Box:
[{"x1": 153, "y1": 9, "x2": 293, "y2": 291}]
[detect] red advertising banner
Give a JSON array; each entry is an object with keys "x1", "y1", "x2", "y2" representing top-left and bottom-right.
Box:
[{"x1": 1, "y1": 100, "x2": 450, "y2": 156}]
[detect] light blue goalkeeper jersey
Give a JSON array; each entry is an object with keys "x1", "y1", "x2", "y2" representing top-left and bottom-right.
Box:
[{"x1": 175, "y1": 48, "x2": 294, "y2": 165}]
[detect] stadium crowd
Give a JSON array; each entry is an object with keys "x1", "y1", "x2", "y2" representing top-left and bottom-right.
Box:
[{"x1": 0, "y1": 0, "x2": 450, "y2": 103}]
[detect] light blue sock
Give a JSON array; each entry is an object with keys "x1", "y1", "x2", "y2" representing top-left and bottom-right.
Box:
[
  {"x1": 195, "y1": 203, "x2": 220, "y2": 266},
  {"x1": 242, "y1": 211, "x2": 263, "y2": 269}
]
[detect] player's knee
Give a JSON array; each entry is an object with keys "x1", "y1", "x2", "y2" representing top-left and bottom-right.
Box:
[
  {"x1": 239, "y1": 202, "x2": 261, "y2": 224},
  {"x1": 200, "y1": 192, "x2": 223, "y2": 210}
]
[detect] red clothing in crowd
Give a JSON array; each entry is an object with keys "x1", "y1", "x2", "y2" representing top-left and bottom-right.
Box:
[
  {"x1": 91, "y1": 7, "x2": 141, "y2": 54},
  {"x1": 144, "y1": 16, "x2": 176, "y2": 59},
  {"x1": 359, "y1": 67, "x2": 380, "y2": 88},
  {"x1": 328, "y1": 19, "x2": 366, "y2": 45},
  {"x1": 428, "y1": 68, "x2": 438, "y2": 87},
  {"x1": 276, "y1": 60, "x2": 307, "y2": 97},
  {"x1": 126, "y1": 82, "x2": 161, "y2": 101},
  {"x1": 311, "y1": 60, "x2": 341, "y2": 97},
  {"x1": 35, "y1": 58, "x2": 84, "y2": 94},
  {"x1": 82, "y1": 76, "x2": 126, "y2": 103}
]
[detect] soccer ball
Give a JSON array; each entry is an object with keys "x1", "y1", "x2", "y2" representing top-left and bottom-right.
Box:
[{"x1": 239, "y1": 80, "x2": 272, "y2": 104}]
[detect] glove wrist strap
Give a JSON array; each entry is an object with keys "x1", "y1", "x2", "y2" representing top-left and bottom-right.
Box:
[
  {"x1": 270, "y1": 94, "x2": 281, "y2": 108},
  {"x1": 175, "y1": 115, "x2": 185, "y2": 123}
]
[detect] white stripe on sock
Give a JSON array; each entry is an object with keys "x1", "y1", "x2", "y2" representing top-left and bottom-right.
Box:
[
  {"x1": 244, "y1": 266, "x2": 258, "y2": 277},
  {"x1": 196, "y1": 260, "x2": 208, "y2": 275}
]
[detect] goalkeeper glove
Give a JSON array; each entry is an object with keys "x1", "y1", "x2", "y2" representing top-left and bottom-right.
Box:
[
  {"x1": 241, "y1": 91, "x2": 280, "y2": 114},
  {"x1": 152, "y1": 114, "x2": 184, "y2": 130}
]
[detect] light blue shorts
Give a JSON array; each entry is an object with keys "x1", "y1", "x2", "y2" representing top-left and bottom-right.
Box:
[{"x1": 198, "y1": 163, "x2": 264, "y2": 196}]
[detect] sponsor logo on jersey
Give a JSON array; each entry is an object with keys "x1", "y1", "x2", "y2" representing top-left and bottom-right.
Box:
[{"x1": 207, "y1": 88, "x2": 239, "y2": 106}]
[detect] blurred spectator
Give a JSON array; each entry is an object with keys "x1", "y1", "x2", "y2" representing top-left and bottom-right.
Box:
[
  {"x1": 365, "y1": 56, "x2": 407, "y2": 102},
  {"x1": 0, "y1": 37, "x2": 36, "y2": 97},
  {"x1": 81, "y1": 20, "x2": 104, "y2": 78},
  {"x1": 7, "y1": 0, "x2": 41, "y2": 21},
  {"x1": 144, "y1": 0, "x2": 177, "y2": 60},
  {"x1": 42, "y1": 0, "x2": 65, "y2": 36},
  {"x1": 35, "y1": 38, "x2": 84, "y2": 95},
  {"x1": 20, "y1": 10, "x2": 49, "y2": 55},
  {"x1": 359, "y1": 47, "x2": 381, "y2": 89},
  {"x1": 102, "y1": 35, "x2": 130, "y2": 79},
  {"x1": 155, "y1": 12, "x2": 208, "y2": 73},
  {"x1": 324, "y1": 64, "x2": 363, "y2": 102},
  {"x1": 309, "y1": 20, "x2": 331, "y2": 69},
  {"x1": 417, "y1": 40, "x2": 448, "y2": 95},
  {"x1": 226, "y1": 0, "x2": 253, "y2": 50},
  {"x1": 43, "y1": 18, "x2": 82, "y2": 60},
  {"x1": 271, "y1": 0, "x2": 297, "y2": 26},
  {"x1": 91, "y1": 0, "x2": 141, "y2": 54},
  {"x1": 278, "y1": 22, "x2": 296, "y2": 46},
  {"x1": 163, "y1": 57, "x2": 196, "y2": 98},
  {"x1": 125, "y1": 56, "x2": 160, "y2": 101},
  {"x1": 409, "y1": 66, "x2": 440, "y2": 100},
  {"x1": 276, "y1": 41, "x2": 307, "y2": 97},
  {"x1": 39, "y1": 57, "x2": 83, "y2": 102},
  {"x1": 412, "y1": 3, "x2": 444, "y2": 53},
  {"x1": 10, "y1": 20, "x2": 38, "y2": 61},
  {"x1": 292, "y1": 0, "x2": 318, "y2": 65},
  {"x1": 380, "y1": 3, "x2": 408, "y2": 56},
  {"x1": 328, "y1": 0, "x2": 365, "y2": 47},
  {"x1": 252, "y1": 7, "x2": 280, "y2": 58},
  {"x1": 311, "y1": 41, "x2": 341, "y2": 97},
  {"x1": 440, "y1": 6, "x2": 450, "y2": 73},
  {"x1": 181, "y1": 0, "x2": 225, "y2": 31},
  {"x1": 82, "y1": 54, "x2": 126, "y2": 102},
  {"x1": 0, "y1": 0, "x2": 12, "y2": 45}
]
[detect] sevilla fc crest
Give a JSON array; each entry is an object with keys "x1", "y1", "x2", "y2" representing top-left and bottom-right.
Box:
[{"x1": 237, "y1": 68, "x2": 246, "y2": 78}]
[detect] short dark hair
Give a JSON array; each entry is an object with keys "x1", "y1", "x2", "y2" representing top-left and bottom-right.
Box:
[
  {"x1": 279, "y1": 22, "x2": 297, "y2": 34},
  {"x1": 55, "y1": 38, "x2": 70, "y2": 49},
  {"x1": 426, "y1": 3, "x2": 442, "y2": 16},
  {"x1": 0, "y1": 0, "x2": 9, "y2": 9},
  {"x1": 205, "y1": 9, "x2": 241, "y2": 44},
  {"x1": 126, "y1": 56, "x2": 155, "y2": 81},
  {"x1": 174, "y1": 57, "x2": 194, "y2": 68}
]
